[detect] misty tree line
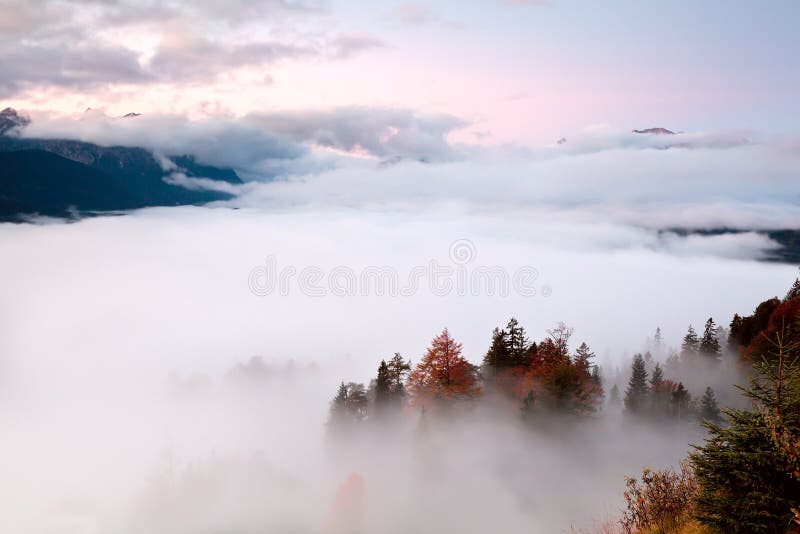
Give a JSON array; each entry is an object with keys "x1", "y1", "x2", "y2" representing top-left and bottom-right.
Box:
[
  {"x1": 328, "y1": 319, "x2": 605, "y2": 433},
  {"x1": 328, "y1": 314, "x2": 737, "y2": 432},
  {"x1": 611, "y1": 318, "x2": 726, "y2": 423},
  {"x1": 325, "y1": 276, "x2": 800, "y2": 532},
  {"x1": 610, "y1": 276, "x2": 800, "y2": 534}
]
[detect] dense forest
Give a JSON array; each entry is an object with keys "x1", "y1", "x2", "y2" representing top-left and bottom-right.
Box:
[{"x1": 325, "y1": 277, "x2": 800, "y2": 534}]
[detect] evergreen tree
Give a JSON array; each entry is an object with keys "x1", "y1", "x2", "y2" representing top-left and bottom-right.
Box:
[
  {"x1": 590, "y1": 365, "x2": 604, "y2": 405},
  {"x1": 609, "y1": 384, "x2": 621, "y2": 405},
  {"x1": 691, "y1": 353, "x2": 800, "y2": 533},
  {"x1": 574, "y1": 342, "x2": 594, "y2": 373},
  {"x1": 328, "y1": 382, "x2": 350, "y2": 426},
  {"x1": 386, "y1": 352, "x2": 411, "y2": 399},
  {"x1": 786, "y1": 275, "x2": 800, "y2": 301},
  {"x1": 699, "y1": 386, "x2": 721, "y2": 423},
  {"x1": 624, "y1": 354, "x2": 649, "y2": 414},
  {"x1": 506, "y1": 317, "x2": 531, "y2": 366},
  {"x1": 648, "y1": 362, "x2": 668, "y2": 416},
  {"x1": 374, "y1": 360, "x2": 392, "y2": 412},
  {"x1": 653, "y1": 327, "x2": 663, "y2": 350},
  {"x1": 328, "y1": 381, "x2": 367, "y2": 434},
  {"x1": 649, "y1": 363, "x2": 664, "y2": 389},
  {"x1": 680, "y1": 325, "x2": 700, "y2": 358},
  {"x1": 670, "y1": 382, "x2": 690, "y2": 419},
  {"x1": 482, "y1": 327, "x2": 512, "y2": 377},
  {"x1": 699, "y1": 317, "x2": 721, "y2": 360},
  {"x1": 590, "y1": 364, "x2": 602, "y2": 388}
]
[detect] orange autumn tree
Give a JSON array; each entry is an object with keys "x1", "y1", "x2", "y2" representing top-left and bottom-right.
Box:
[{"x1": 407, "y1": 328, "x2": 481, "y2": 410}]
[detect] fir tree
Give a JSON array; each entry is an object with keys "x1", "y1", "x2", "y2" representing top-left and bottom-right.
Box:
[
  {"x1": 699, "y1": 386, "x2": 721, "y2": 423},
  {"x1": 624, "y1": 354, "x2": 649, "y2": 414},
  {"x1": 590, "y1": 365, "x2": 604, "y2": 405},
  {"x1": 648, "y1": 362, "x2": 667, "y2": 416},
  {"x1": 649, "y1": 363, "x2": 664, "y2": 389},
  {"x1": 680, "y1": 325, "x2": 699, "y2": 358},
  {"x1": 574, "y1": 342, "x2": 594, "y2": 373},
  {"x1": 328, "y1": 382, "x2": 349, "y2": 426},
  {"x1": 386, "y1": 352, "x2": 411, "y2": 399},
  {"x1": 609, "y1": 384, "x2": 621, "y2": 405},
  {"x1": 670, "y1": 382, "x2": 690, "y2": 419},
  {"x1": 327, "y1": 381, "x2": 367, "y2": 434},
  {"x1": 691, "y1": 351, "x2": 800, "y2": 533},
  {"x1": 653, "y1": 327, "x2": 663, "y2": 349},
  {"x1": 506, "y1": 317, "x2": 531, "y2": 366},
  {"x1": 699, "y1": 317, "x2": 721, "y2": 360},
  {"x1": 590, "y1": 364, "x2": 602, "y2": 388},
  {"x1": 482, "y1": 327, "x2": 512, "y2": 377},
  {"x1": 374, "y1": 360, "x2": 392, "y2": 412},
  {"x1": 785, "y1": 275, "x2": 800, "y2": 301}
]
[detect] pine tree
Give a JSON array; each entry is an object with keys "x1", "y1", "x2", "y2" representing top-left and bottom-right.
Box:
[
  {"x1": 609, "y1": 384, "x2": 621, "y2": 405},
  {"x1": 691, "y1": 348, "x2": 800, "y2": 533},
  {"x1": 670, "y1": 382, "x2": 690, "y2": 419},
  {"x1": 386, "y1": 352, "x2": 411, "y2": 399},
  {"x1": 590, "y1": 364, "x2": 602, "y2": 388},
  {"x1": 785, "y1": 275, "x2": 800, "y2": 301},
  {"x1": 574, "y1": 342, "x2": 594, "y2": 373},
  {"x1": 649, "y1": 363, "x2": 664, "y2": 389},
  {"x1": 680, "y1": 325, "x2": 699, "y2": 358},
  {"x1": 374, "y1": 360, "x2": 392, "y2": 412},
  {"x1": 699, "y1": 386, "x2": 721, "y2": 422},
  {"x1": 699, "y1": 317, "x2": 721, "y2": 360},
  {"x1": 647, "y1": 362, "x2": 668, "y2": 416},
  {"x1": 506, "y1": 317, "x2": 531, "y2": 366},
  {"x1": 329, "y1": 382, "x2": 349, "y2": 424},
  {"x1": 590, "y1": 365, "x2": 604, "y2": 405},
  {"x1": 328, "y1": 381, "x2": 367, "y2": 434},
  {"x1": 482, "y1": 327, "x2": 512, "y2": 377},
  {"x1": 624, "y1": 354, "x2": 649, "y2": 414},
  {"x1": 653, "y1": 327, "x2": 663, "y2": 349}
]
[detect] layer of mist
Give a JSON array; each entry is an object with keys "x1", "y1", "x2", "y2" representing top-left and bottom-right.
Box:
[{"x1": 0, "y1": 206, "x2": 794, "y2": 532}]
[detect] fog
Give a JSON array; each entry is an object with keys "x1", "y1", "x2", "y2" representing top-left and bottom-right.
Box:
[{"x1": 0, "y1": 199, "x2": 795, "y2": 532}]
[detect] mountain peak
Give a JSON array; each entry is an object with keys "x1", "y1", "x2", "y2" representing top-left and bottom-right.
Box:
[
  {"x1": 0, "y1": 107, "x2": 30, "y2": 135},
  {"x1": 632, "y1": 127, "x2": 676, "y2": 135}
]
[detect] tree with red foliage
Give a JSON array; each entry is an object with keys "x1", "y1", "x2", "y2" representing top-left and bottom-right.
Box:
[
  {"x1": 744, "y1": 295, "x2": 800, "y2": 362},
  {"x1": 407, "y1": 328, "x2": 480, "y2": 410}
]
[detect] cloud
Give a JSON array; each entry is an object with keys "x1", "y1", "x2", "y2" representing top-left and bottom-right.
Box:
[
  {"x1": 250, "y1": 107, "x2": 468, "y2": 163},
  {"x1": 0, "y1": 43, "x2": 150, "y2": 97},
  {"x1": 18, "y1": 106, "x2": 469, "y2": 177},
  {"x1": 0, "y1": 0, "x2": 382, "y2": 96},
  {"x1": 549, "y1": 125, "x2": 753, "y2": 154},
  {"x1": 225, "y1": 137, "x2": 800, "y2": 231},
  {"x1": 385, "y1": 3, "x2": 437, "y2": 26}
]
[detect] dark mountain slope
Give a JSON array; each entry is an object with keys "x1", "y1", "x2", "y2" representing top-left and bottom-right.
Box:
[
  {"x1": 0, "y1": 135, "x2": 241, "y2": 206},
  {"x1": 0, "y1": 150, "x2": 141, "y2": 218}
]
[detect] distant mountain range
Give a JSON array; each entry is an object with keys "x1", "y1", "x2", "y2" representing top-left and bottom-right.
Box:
[{"x1": 0, "y1": 108, "x2": 242, "y2": 220}]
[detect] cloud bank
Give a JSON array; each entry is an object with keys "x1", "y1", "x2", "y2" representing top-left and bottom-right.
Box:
[{"x1": 0, "y1": 0, "x2": 379, "y2": 97}]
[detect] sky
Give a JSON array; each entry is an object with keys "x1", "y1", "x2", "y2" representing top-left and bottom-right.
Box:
[{"x1": 2, "y1": 0, "x2": 800, "y2": 144}]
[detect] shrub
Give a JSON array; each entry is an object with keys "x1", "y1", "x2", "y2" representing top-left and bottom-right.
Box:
[{"x1": 620, "y1": 461, "x2": 698, "y2": 534}]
